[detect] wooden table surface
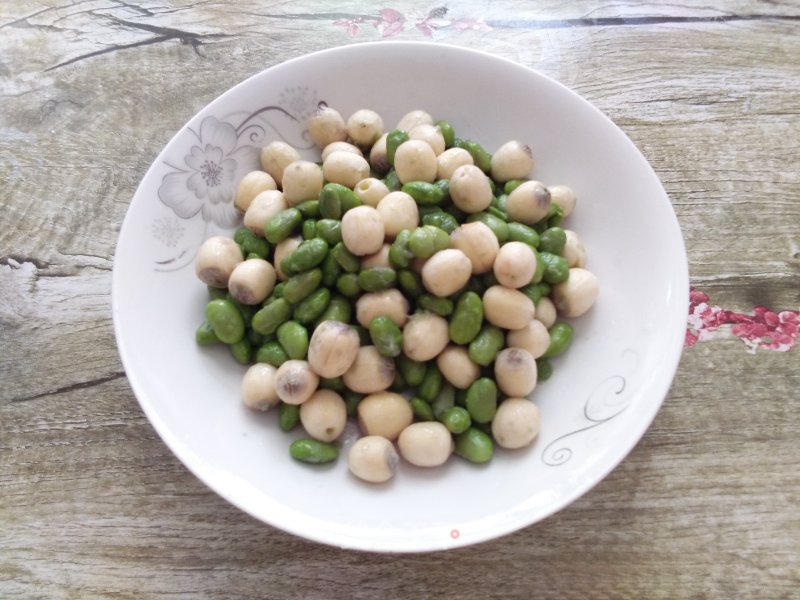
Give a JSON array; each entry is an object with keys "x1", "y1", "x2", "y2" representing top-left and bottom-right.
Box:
[{"x1": 2, "y1": 1, "x2": 799, "y2": 598}]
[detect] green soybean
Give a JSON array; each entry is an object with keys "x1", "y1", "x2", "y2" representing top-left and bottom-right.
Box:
[
  {"x1": 418, "y1": 294, "x2": 454, "y2": 316},
  {"x1": 409, "y1": 226, "x2": 449, "y2": 259},
  {"x1": 281, "y1": 238, "x2": 328, "y2": 276},
  {"x1": 358, "y1": 267, "x2": 397, "y2": 292},
  {"x1": 343, "y1": 390, "x2": 363, "y2": 417},
  {"x1": 368, "y1": 315, "x2": 403, "y2": 358},
  {"x1": 336, "y1": 273, "x2": 361, "y2": 298},
  {"x1": 255, "y1": 340, "x2": 289, "y2": 367},
  {"x1": 234, "y1": 227, "x2": 270, "y2": 258},
  {"x1": 289, "y1": 438, "x2": 338, "y2": 464},
  {"x1": 454, "y1": 427, "x2": 493, "y2": 463},
  {"x1": 466, "y1": 212, "x2": 509, "y2": 243},
  {"x1": 386, "y1": 128, "x2": 409, "y2": 166},
  {"x1": 271, "y1": 282, "x2": 286, "y2": 299},
  {"x1": 264, "y1": 208, "x2": 302, "y2": 243},
  {"x1": 383, "y1": 169, "x2": 401, "y2": 191},
  {"x1": 315, "y1": 219, "x2": 343, "y2": 245},
  {"x1": 507, "y1": 222, "x2": 540, "y2": 248},
  {"x1": 519, "y1": 282, "x2": 551, "y2": 306},
  {"x1": 320, "y1": 376, "x2": 346, "y2": 392},
  {"x1": 396, "y1": 355, "x2": 427, "y2": 387},
  {"x1": 440, "y1": 406, "x2": 471, "y2": 434},
  {"x1": 465, "y1": 378, "x2": 497, "y2": 424},
  {"x1": 537, "y1": 358, "x2": 554, "y2": 382},
  {"x1": 539, "y1": 227, "x2": 567, "y2": 255},
  {"x1": 319, "y1": 183, "x2": 360, "y2": 219},
  {"x1": 293, "y1": 287, "x2": 331, "y2": 324},
  {"x1": 486, "y1": 205, "x2": 508, "y2": 222},
  {"x1": 547, "y1": 203, "x2": 564, "y2": 228},
  {"x1": 228, "y1": 337, "x2": 252, "y2": 365},
  {"x1": 539, "y1": 252, "x2": 570, "y2": 284},
  {"x1": 205, "y1": 299, "x2": 246, "y2": 344},
  {"x1": 316, "y1": 295, "x2": 351, "y2": 324},
  {"x1": 391, "y1": 368, "x2": 407, "y2": 391},
  {"x1": 449, "y1": 292, "x2": 483, "y2": 345},
  {"x1": 431, "y1": 383, "x2": 456, "y2": 419},
  {"x1": 397, "y1": 269, "x2": 423, "y2": 298},
  {"x1": 454, "y1": 139, "x2": 492, "y2": 173},
  {"x1": 279, "y1": 402, "x2": 300, "y2": 431},
  {"x1": 282, "y1": 268, "x2": 322, "y2": 304},
  {"x1": 402, "y1": 181, "x2": 444, "y2": 205},
  {"x1": 389, "y1": 230, "x2": 414, "y2": 268},
  {"x1": 195, "y1": 320, "x2": 219, "y2": 346},
  {"x1": 320, "y1": 251, "x2": 342, "y2": 287},
  {"x1": 503, "y1": 179, "x2": 527, "y2": 195},
  {"x1": 543, "y1": 322, "x2": 573, "y2": 358},
  {"x1": 276, "y1": 321, "x2": 309, "y2": 360},
  {"x1": 468, "y1": 325, "x2": 505, "y2": 366},
  {"x1": 296, "y1": 199, "x2": 321, "y2": 219},
  {"x1": 422, "y1": 210, "x2": 458, "y2": 234},
  {"x1": 207, "y1": 285, "x2": 228, "y2": 300},
  {"x1": 417, "y1": 364, "x2": 443, "y2": 402},
  {"x1": 247, "y1": 328, "x2": 267, "y2": 347},
  {"x1": 435, "y1": 120, "x2": 455, "y2": 148},
  {"x1": 410, "y1": 396, "x2": 435, "y2": 421},
  {"x1": 251, "y1": 298, "x2": 292, "y2": 335},
  {"x1": 331, "y1": 242, "x2": 360, "y2": 273},
  {"x1": 302, "y1": 219, "x2": 317, "y2": 240}
]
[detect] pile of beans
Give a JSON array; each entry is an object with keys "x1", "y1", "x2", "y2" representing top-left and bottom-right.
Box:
[{"x1": 194, "y1": 106, "x2": 599, "y2": 483}]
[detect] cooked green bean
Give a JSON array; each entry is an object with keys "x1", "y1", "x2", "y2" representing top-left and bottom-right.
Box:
[
  {"x1": 255, "y1": 340, "x2": 289, "y2": 367},
  {"x1": 276, "y1": 320, "x2": 309, "y2": 359},
  {"x1": 282, "y1": 268, "x2": 322, "y2": 304},
  {"x1": 289, "y1": 438, "x2": 338, "y2": 464},
  {"x1": 205, "y1": 299, "x2": 246, "y2": 344},
  {"x1": 454, "y1": 427, "x2": 493, "y2": 463},
  {"x1": 543, "y1": 322, "x2": 573, "y2": 358},
  {"x1": 465, "y1": 378, "x2": 497, "y2": 423},
  {"x1": 449, "y1": 291, "x2": 483, "y2": 345}
]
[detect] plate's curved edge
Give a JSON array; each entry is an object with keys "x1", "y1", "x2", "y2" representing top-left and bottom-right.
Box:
[{"x1": 112, "y1": 41, "x2": 690, "y2": 553}]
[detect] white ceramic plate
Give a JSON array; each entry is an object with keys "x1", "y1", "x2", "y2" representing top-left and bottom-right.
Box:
[{"x1": 113, "y1": 41, "x2": 688, "y2": 552}]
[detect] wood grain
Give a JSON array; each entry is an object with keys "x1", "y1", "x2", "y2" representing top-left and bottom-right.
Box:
[{"x1": 1, "y1": 1, "x2": 798, "y2": 598}]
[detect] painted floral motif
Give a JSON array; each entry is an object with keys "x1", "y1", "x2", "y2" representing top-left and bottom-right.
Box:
[
  {"x1": 686, "y1": 288, "x2": 798, "y2": 352},
  {"x1": 334, "y1": 7, "x2": 491, "y2": 38},
  {"x1": 151, "y1": 216, "x2": 185, "y2": 248},
  {"x1": 158, "y1": 116, "x2": 259, "y2": 229}
]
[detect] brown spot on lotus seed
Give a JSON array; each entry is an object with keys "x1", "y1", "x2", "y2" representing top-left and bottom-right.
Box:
[
  {"x1": 522, "y1": 144, "x2": 532, "y2": 158},
  {"x1": 199, "y1": 266, "x2": 226, "y2": 288}
]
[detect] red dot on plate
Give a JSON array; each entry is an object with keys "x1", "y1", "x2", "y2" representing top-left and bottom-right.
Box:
[{"x1": 450, "y1": 529, "x2": 460, "y2": 539}]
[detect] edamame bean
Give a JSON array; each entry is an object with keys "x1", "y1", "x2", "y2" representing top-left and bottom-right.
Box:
[
  {"x1": 466, "y1": 212, "x2": 509, "y2": 243},
  {"x1": 282, "y1": 268, "x2": 322, "y2": 304},
  {"x1": 503, "y1": 179, "x2": 526, "y2": 194},
  {"x1": 465, "y1": 378, "x2": 497, "y2": 423},
  {"x1": 234, "y1": 227, "x2": 270, "y2": 258},
  {"x1": 382, "y1": 169, "x2": 401, "y2": 191},
  {"x1": 539, "y1": 252, "x2": 570, "y2": 284},
  {"x1": 205, "y1": 299, "x2": 246, "y2": 344},
  {"x1": 440, "y1": 406, "x2": 471, "y2": 434},
  {"x1": 368, "y1": 315, "x2": 404, "y2": 358},
  {"x1": 507, "y1": 222, "x2": 540, "y2": 248},
  {"x1": 537, "y1": 358, "x2": 553, "y2": 382},
  {"x1": 343, "y1": 390, "x2": 363, "y2": 416},
  {"x1": 396, "y1": 355, "x2": 427, "y2": 387},
  {"x1": 422, "y1": 210, "x2": 458, "y2": 234},
  {"x1": 331, "y1": 242, "x2": 361, "y2": 273},
  {"x1": 539, "y1": 227, "x2": 567, "y2": 255},
  {"x1": 228, "y1": 337, "x2": 252, "y2": 365},
  {"x1": 417, "y1": 294, "x2": 454, "y2": 316},
  {"x1": 468, "y1": 325, "x2": 505, "y2": 366},
  {"x1": 543, "y1": 322, "x2": 573, "y2": 358},
  {"x1": 435, "y1": 120, "x2": 455, "y2": 148},
  {"x1": 279, "y1": 402, "x2": 300, "y2": 431},
  {"x1": 295, "y1": 199, "x2": 320, "y2": 218},
  {"x1": 195, "y1": 320, "x2": 219, "y2": 346},
  {"x1": 319, "y1": 376, "x2": 346, "y2": 392},
  {"x1": 388, "y1": 230, "x2": 414, "y2": 268},
  {"x1": 302, "y1": 219, "x2": 317, "y2": 240},
  {"x1": 449, "y1": 291, "x2": 483, "y2": 345},
  {"x1": 335, "y1": 273, "x2": 361, "y2": 298},
  {"x1": 431, "y1": 383, "x2": 456, "y2": 419},
  {"x1": 410, "y1": 396, "x2": 435, "y2": 421},
  {"x1": 316, "y1": 294, "x2": 351, "y2": 324},
  {"x1": 402, "y1": 181, "x2": 444, "y2": 205},
  {"x1": 315, "y1": 219, "x2": 343, "y2": 245},
  {"x1": 264, "y1": 208, "x2": 302, "y2": 243},
  {"x1": 417, "y1": 364, "x2": 443, "y2": 401},
  {"x1": 408, "y1": 226, "x2": 449, "y2": 259},
  {"x1": 276, "y1": 321, "x2": 309, "y2": 360},
  {"x1": 319, "y1": 182, "x2": 361, "y2": 219},
  {"x1": 280, "y1": 238, "x2": 328, "y2": 276},
  {"x1": 397, "y1": 269, "x2": 423, "y2": 298},
  {"x1": 293, "y1": 287, "x2": 331, "y2": 324},
  {"x1": 454, "y1": 427, "x2": 493, "y2": 463},
  {"x1": 251, "y1": 298, "x2": 292, "y2": 335},
  {"x1": 519, "y1": 281, "x2": 551, "y2": 306},
  {"x1": 207, "y1": 285, "x2": 228, "y2": 300},
  {"x1": 289, "y1": 438, "x2": 338, "y2": 464},
  {"x1": 386, "y1": 128, "x2": 409, "y2": 166},
  {"x1": 390, "y1": 368, "x2": 407, "y2": 391},
  {"x1": 486, "y1": 206, "x2": 508, "y2": 222},
  {"x1": 320, "y1": 251, "x2": 342, "y2": 287},
  {"x1": 358, "y1": 267, "x2": 397, "y2": 292},
  {"x1": 255, "y1": 340, "x2": 289, "y2": 367},
  {"x1": 454, "y1": 139, "x2": 492, "y2": 173}
]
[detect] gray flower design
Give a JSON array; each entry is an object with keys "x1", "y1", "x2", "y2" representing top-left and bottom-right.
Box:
[{"x1": 158, "y1": 116, "x2": 260, "y2": 228}]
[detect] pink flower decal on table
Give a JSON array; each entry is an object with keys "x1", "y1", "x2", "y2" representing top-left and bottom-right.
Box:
[
  {"x1": 686, "y1": 288, "x2": 798, "y2": 352},
  {"x1": 158, "y1": 116, "x2": 260, "y2": 229}
]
